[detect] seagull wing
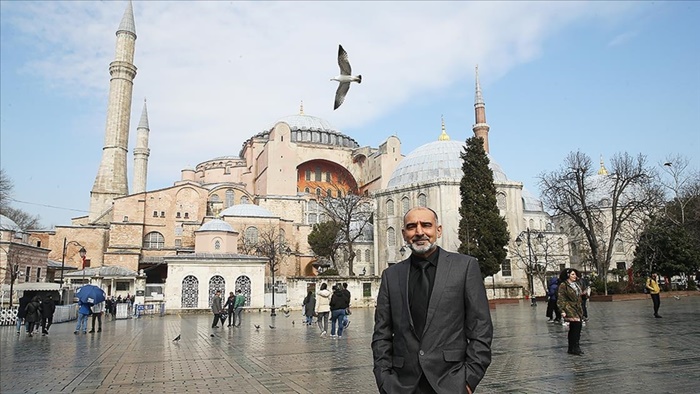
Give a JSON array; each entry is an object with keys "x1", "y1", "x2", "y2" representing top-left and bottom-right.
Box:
[
  {"x1": 334, "y1": 82, "x2": 351, "y2": 110},
  {"x1": 338, "y1": 45, "x2": 352, "y2": 75}
]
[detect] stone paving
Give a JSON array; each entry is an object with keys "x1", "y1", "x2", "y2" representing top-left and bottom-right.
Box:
[{"x1": 1, "y1": 295, "x2": 699, "y2": 394}]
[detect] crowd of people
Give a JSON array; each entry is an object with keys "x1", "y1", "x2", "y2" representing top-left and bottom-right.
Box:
[{"x1": 297, "y1": 282, "x2": 352, "y2": 338}]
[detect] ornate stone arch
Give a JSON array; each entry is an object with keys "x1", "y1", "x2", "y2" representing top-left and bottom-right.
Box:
[
  {"x1": 181, "y1": 275, "x2": 199, "y2": 308},
  {"x1": 208, "y1": 275, "x2": 226, "y2": 307},
  {"x1": 235, "y1": 275, "x2": 252, "y2": 306}
]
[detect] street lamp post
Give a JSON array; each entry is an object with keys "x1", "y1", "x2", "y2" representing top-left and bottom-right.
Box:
[
  {"x1": 8, "y1": 263, "x2": 20, "y2": 309},
  {"x1": 515, "y1": 228, "x2": 543, "y2": 307},
  {"x1": 60, "y1": 238, "x2": 86, "y2": 287}
]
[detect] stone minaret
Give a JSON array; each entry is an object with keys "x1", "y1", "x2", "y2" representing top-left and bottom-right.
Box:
[
  {"x1": 472, "y1": 65, "x2": 490, "y2": 154},
  {"x1": 89, "y1": 1, "x2": 137, "y2": 223},
  {"x1": 132, "y1": 99, "x2": 150, "y2": 194}
]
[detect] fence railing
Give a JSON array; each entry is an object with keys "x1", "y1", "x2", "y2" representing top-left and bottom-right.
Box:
[{"x1": 0, "y1": 304, "x2": 79, "y2": 326}]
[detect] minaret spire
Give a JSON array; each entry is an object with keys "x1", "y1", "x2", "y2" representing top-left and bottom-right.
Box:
[
  {"x1": 133, "y1": 99, "x2": 150, "y2": 194},
  {"x1": 438, "y1": 115, "x2": 450, "y2": 141},
  {"x1": 300, "y1": 100, "x2": 304, "y2": 115},
  {"x1": 598, "y1": 155, "x2": 609, "y2": 175},
  {"x1": 472, "y1": 65, "x2": 491, "y2": 153},
  {"x1": 89, "y1": 1, "x2": 138, "y2": 223}
]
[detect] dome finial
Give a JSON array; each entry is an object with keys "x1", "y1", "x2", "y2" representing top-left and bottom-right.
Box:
[
  {"x1": 300, "y1": 100, "x2": 304, "y2": 115},
  {"x1": 598, "y1": 155, "x2": 609, "y2": 175},
  {"x1": 438, "y1": 115, "x2": 450, "y2": 141}
]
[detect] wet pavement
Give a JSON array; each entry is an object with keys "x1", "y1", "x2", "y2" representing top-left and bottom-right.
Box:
[{"x1": 1, "y1": 295, "x2": 699, "y2": 393}]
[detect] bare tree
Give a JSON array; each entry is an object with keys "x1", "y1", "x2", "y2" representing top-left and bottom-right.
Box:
[
  {"x1": 314, "y1": 178, "x2": 373, "y2": 276},
  {"x1": 511, "y1": 231, "x2": 569, "y2": 297},
  {"x1": 0, "y1": 168, "x2": 12, "y2": 210},
  {"x1": 539, "y1": 151, "x2": 662, "y2": 294},
  {"x1": 659, "y1": 155, "x2": 700, "y2": 225}
]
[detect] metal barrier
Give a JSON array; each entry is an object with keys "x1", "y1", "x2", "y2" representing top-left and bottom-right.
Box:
[
  {"x1": 0, "y1": 304, "x2": 78, "y2": 326},
  {"x1": 135, "y1": 302, "x2": 166, "y2": 318}
]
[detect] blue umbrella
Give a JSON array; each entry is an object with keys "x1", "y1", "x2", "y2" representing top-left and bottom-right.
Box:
[{"x1": 75, "y1": 284, "x2": 106, "y2": 305}]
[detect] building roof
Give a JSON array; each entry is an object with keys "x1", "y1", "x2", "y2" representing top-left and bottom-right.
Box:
[
  {"x1": 387, "y1": 139, "x2": 509, "y2": 188},
  {"x1": 0, "y1": 214, "x2": 21, "y2": 231},
  {"x1": 198, "y1": 219, "x2": 235, "y2": 232},
  {"x1": 65, "y1": 266, "x2": 138, "y2": 278},
  {"x1": 219, "y1": 204, "x2": 277, "y2": 218},
  {"x1": 117, "y1": 1, "x2": 136, "y2": 36}
]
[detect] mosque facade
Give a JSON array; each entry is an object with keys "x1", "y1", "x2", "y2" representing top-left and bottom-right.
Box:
[{"x1": 26, "y1": 3, "x2": 590, "y2": 309}]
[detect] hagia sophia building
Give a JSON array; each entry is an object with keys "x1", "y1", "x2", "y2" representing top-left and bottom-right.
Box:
[{"x1": 26, "y1": 2, "x2": 566, "y2": 310}]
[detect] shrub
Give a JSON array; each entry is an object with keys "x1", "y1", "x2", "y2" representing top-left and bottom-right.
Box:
[
  {"x1": 687, "y1": 280, "x2": 697, "y2": 291},
  {"x1": 318, "y1": 268, "x2": 339, "y2": 276}
]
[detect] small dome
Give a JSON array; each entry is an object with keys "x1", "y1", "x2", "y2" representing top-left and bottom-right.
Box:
[
  {"x1": 219, "y1": 204, "x2": 277, "y2": 218},
  {"x1": 0, "y1": 214, "x2": 21, "y2": 231},
  {"x1": 198, "y1": 219, "x2": 235, "y2": 232},
  {"x1": 521, "y1": 188, "x2": 544, "y2": 212},
  {"x1": 387, "y1": 140, "x2": 509, "y2": 188}
]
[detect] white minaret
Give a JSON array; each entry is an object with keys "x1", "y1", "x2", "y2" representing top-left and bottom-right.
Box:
[
  {"x1": 89, "y1": 1, "x2": 138, "y2": 223},
  {"x1": 132, "y1": 99, "x2": 150, "y2": 194},
  {"x1": 472, "y1": 65, "x2": 490, "y2": 154}
]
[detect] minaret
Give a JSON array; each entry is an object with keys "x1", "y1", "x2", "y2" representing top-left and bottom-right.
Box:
[
  {"x1": 132, "y1": 99, "x2": 150, "y2": 194},
  {"x1": 89, "y1": 1, "x2": 138, "y2": 223},
  {"x1": 472, "y1": 65, "x2": 490, "y2": 154}
]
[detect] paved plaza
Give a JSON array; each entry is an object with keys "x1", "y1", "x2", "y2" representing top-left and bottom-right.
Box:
[{"x1": 2, "y1": 295, "x2": 699, "y2": 394}]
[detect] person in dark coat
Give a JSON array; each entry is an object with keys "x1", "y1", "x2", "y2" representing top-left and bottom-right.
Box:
[
  {"x1": 41, "y1": 295, "x2": 57, "y2": 335},
  {"x1": 302, "y1": 291, "x2": 316, "y2": 325},
  {"x1": 558, "y1": 268, "x2": 585, "y2": 356},
  {"x1": 16, "y1": 294, "x2": 31, "y2": 334},
  {"x1": 24, "y1": 296, "x2": 42, "y2": 337},
  {"x1": 546, "y1": 276, "x2": 561, "y2": 323}
]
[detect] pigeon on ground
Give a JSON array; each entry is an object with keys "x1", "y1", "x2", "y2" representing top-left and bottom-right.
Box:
[
  {"x1": 673, "y1": 295, "x2": 680, "y2": 300},
  {"x1": 173, "y1": 334, "x2": 181, "y2": 342},
  {"x1": 210, "y1": 334, "x2": 215, "y2": 337},
  {"x1": 331, "y1": 44, "x2": 362, "y2": 110},
  {"x1": 254, "y1": 324, "x2": 261, "y2": 330},
  {"x1": 292, "y1": 320, "x2": 295, "y2": 326},
  {"x1": 269, "y1": 325, "x2": 275, "y2": 329},
  {"x1": 284, "y1": 312, "x2": 291, "y2": 318}
]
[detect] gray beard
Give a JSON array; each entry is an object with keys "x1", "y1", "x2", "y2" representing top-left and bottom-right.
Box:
[{"x1": 408, "y1": 241, "x2": 436, "y2": 255}]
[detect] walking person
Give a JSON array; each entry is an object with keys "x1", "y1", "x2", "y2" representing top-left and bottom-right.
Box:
[
  {"x1": 546, "y1": 276, "x2": 561, "y2": 323},
  {"x1": 372, "y1": 207, "x2": 493, "y2": 394},
  {"x1": 233, "y1": 289, "x2": 246, "y2": 327},
  {"x1": 74, "y1": 301, "x2": 91, "y2": 334},
  {"x1": 24, "y1": 296, "x2": 41, "y2": 337},
  {"x1": 646, "y1": 273, "x2": 662, "y2": 318},
  {"x1": 15, "y1": 293, "x2": 30, "y2": 335},
  {"x1": 89, "y1": 301, "x2": 104, "y2": 333},
  {"x1": 341, "y1": 282, "x2": 351, "y2": 329},
  {"x1": 211, "y1": 290, "x2": 223, "y2": 328},
  {"x1": 223, "y1": 292, "x2": 236, "y2": 327},
  {"x1": 315, "y1": 283, "x2": 331, "y2": 336},
  {"x1": 329, "y1": 285, "x2": 348, "y2": 339},
  {"x1": 579, "y1": 275, "x2": 591, "y2": 322},
  {"x1": 41, "y1": 295, "x2": 56, "y2": 335},
  {"x1": 302, "y1": 290, "x2": 316, "y2": 326},
  {"x1": 558, "y1": 268, "x2": 585, "y2": 356}
]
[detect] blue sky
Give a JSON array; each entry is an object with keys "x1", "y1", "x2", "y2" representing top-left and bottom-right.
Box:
[{"x1": 1, "y1": 1, "x2": 699, "y2": 229}]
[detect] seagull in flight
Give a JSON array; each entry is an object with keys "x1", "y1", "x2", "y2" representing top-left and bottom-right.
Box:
[{"x1": 331, "y1": 44, "x2": 362, "y2": 110}]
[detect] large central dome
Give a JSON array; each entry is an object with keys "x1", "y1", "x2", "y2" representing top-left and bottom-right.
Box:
[{"x1": 387, "y1": 140, "x2": 509, "y2": 188}]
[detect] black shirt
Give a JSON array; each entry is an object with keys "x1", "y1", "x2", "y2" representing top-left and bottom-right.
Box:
[{"x1": 409, "y1": 247, "x2": 439, "y2": 306}]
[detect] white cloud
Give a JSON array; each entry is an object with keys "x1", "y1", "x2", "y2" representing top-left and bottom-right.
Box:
[{"x1": 3, "y1": 0, "x2": 636, "y2": 202}]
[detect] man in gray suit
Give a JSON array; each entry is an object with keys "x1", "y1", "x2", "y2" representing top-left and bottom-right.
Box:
[{"x1": 372, "y1": 207, "x2": 493, "y2": 394}]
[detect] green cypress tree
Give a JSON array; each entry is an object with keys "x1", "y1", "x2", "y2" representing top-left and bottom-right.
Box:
[{"x1": 458, "y1": 136, "x2": 510, "y2": 278}]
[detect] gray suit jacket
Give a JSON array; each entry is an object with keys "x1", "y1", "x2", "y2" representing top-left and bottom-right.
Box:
[{"x1": 372, "y1": 248, "x2": 493, "y2": 393}]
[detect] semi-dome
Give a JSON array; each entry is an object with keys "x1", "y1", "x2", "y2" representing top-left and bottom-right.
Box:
[
  {"x1": 219, "y1": 204, "x2": 277, "y2": 218},
  {"x1": 198, "y1": 219, "x2": 235, "y2": 232},
  {"x1": 387, "y1": 140, "x2": 509, "y2": 188},
  {"x1": 0, "y1": 214, "x2": 21, "y2": 231}
]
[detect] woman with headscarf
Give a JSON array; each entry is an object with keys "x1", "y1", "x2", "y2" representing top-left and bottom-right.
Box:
[
  {"x1": 302, "y1": 290, "x2": 316, "y2": 326},
  {"x1": 557, "y1": 268, "x2": 585, "y2": 355}
]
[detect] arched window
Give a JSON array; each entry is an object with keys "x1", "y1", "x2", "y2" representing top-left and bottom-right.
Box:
[
  {"x1": 214, "y1": 240, "x2": 221, "y2": 250},
  {"x1": 557, "y1": 238, "x2": 564, "y2": 249},
  {"x1": 304, "y1": 187, "x2": 310, "y2": 194},
  {"x1": 615, "y1": 239, "x2": 624, "y2": 253},
  {"x1": 496, "y1": 193, "x2": 507, "y2": 210},
  {"x1": 528, "y1": 219, "x2": 534, "y2": 229},
  {"x1": 327, "y1": 189, "x2": 333, "y2": 197},
  {"x1": 225, "y1": 189, "x2": 234, "y2": 208},
  {"x1": 356, "y1": 250, "x2": 361, "y2": 262},
  {"x1": 365, "y1": 249, "x2": 370, "y2": 262},
  {"x1": 316, "y1": 188, "x2": 322, "y2": 196},
  {"x1": 387, "y1": 227, "x2": 396, "y2": 247},
  {"x1": 418, "y1": 193, "x2": 427, "y2": 207},
  {"x1": 245, "y1": 227, "x2": 259, "y2": 244},
  {"x1": 235, "y1": 275, "x2": 252, "y2": 306},
  {"x1": 208, "y1": 275, "x2": 225, "y2": 307},
  {"x1": 309, "y1": 213, "x2": 318, "y2": 224},
  {"x1": 386, "y1": 199, "x2": 394, "y2": 216},
  {"x1": 240, "y1": 195, "x2": 249, "y2": 204},
  {"x1": 571, "y1": 242, "x2": 578, "y2": 257},
  {"x1": 181, "y1": 275, "x2": 198, "y2": 308},
  {"x1": 401, "y1": 197, "x2": 409, "y2": 215},
  {"x1": 207, "y1": 194, "x2": 222, "y2": 216},
  {"x1": 143, "y1": 232, "x2": 165, "y2": 249}
]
